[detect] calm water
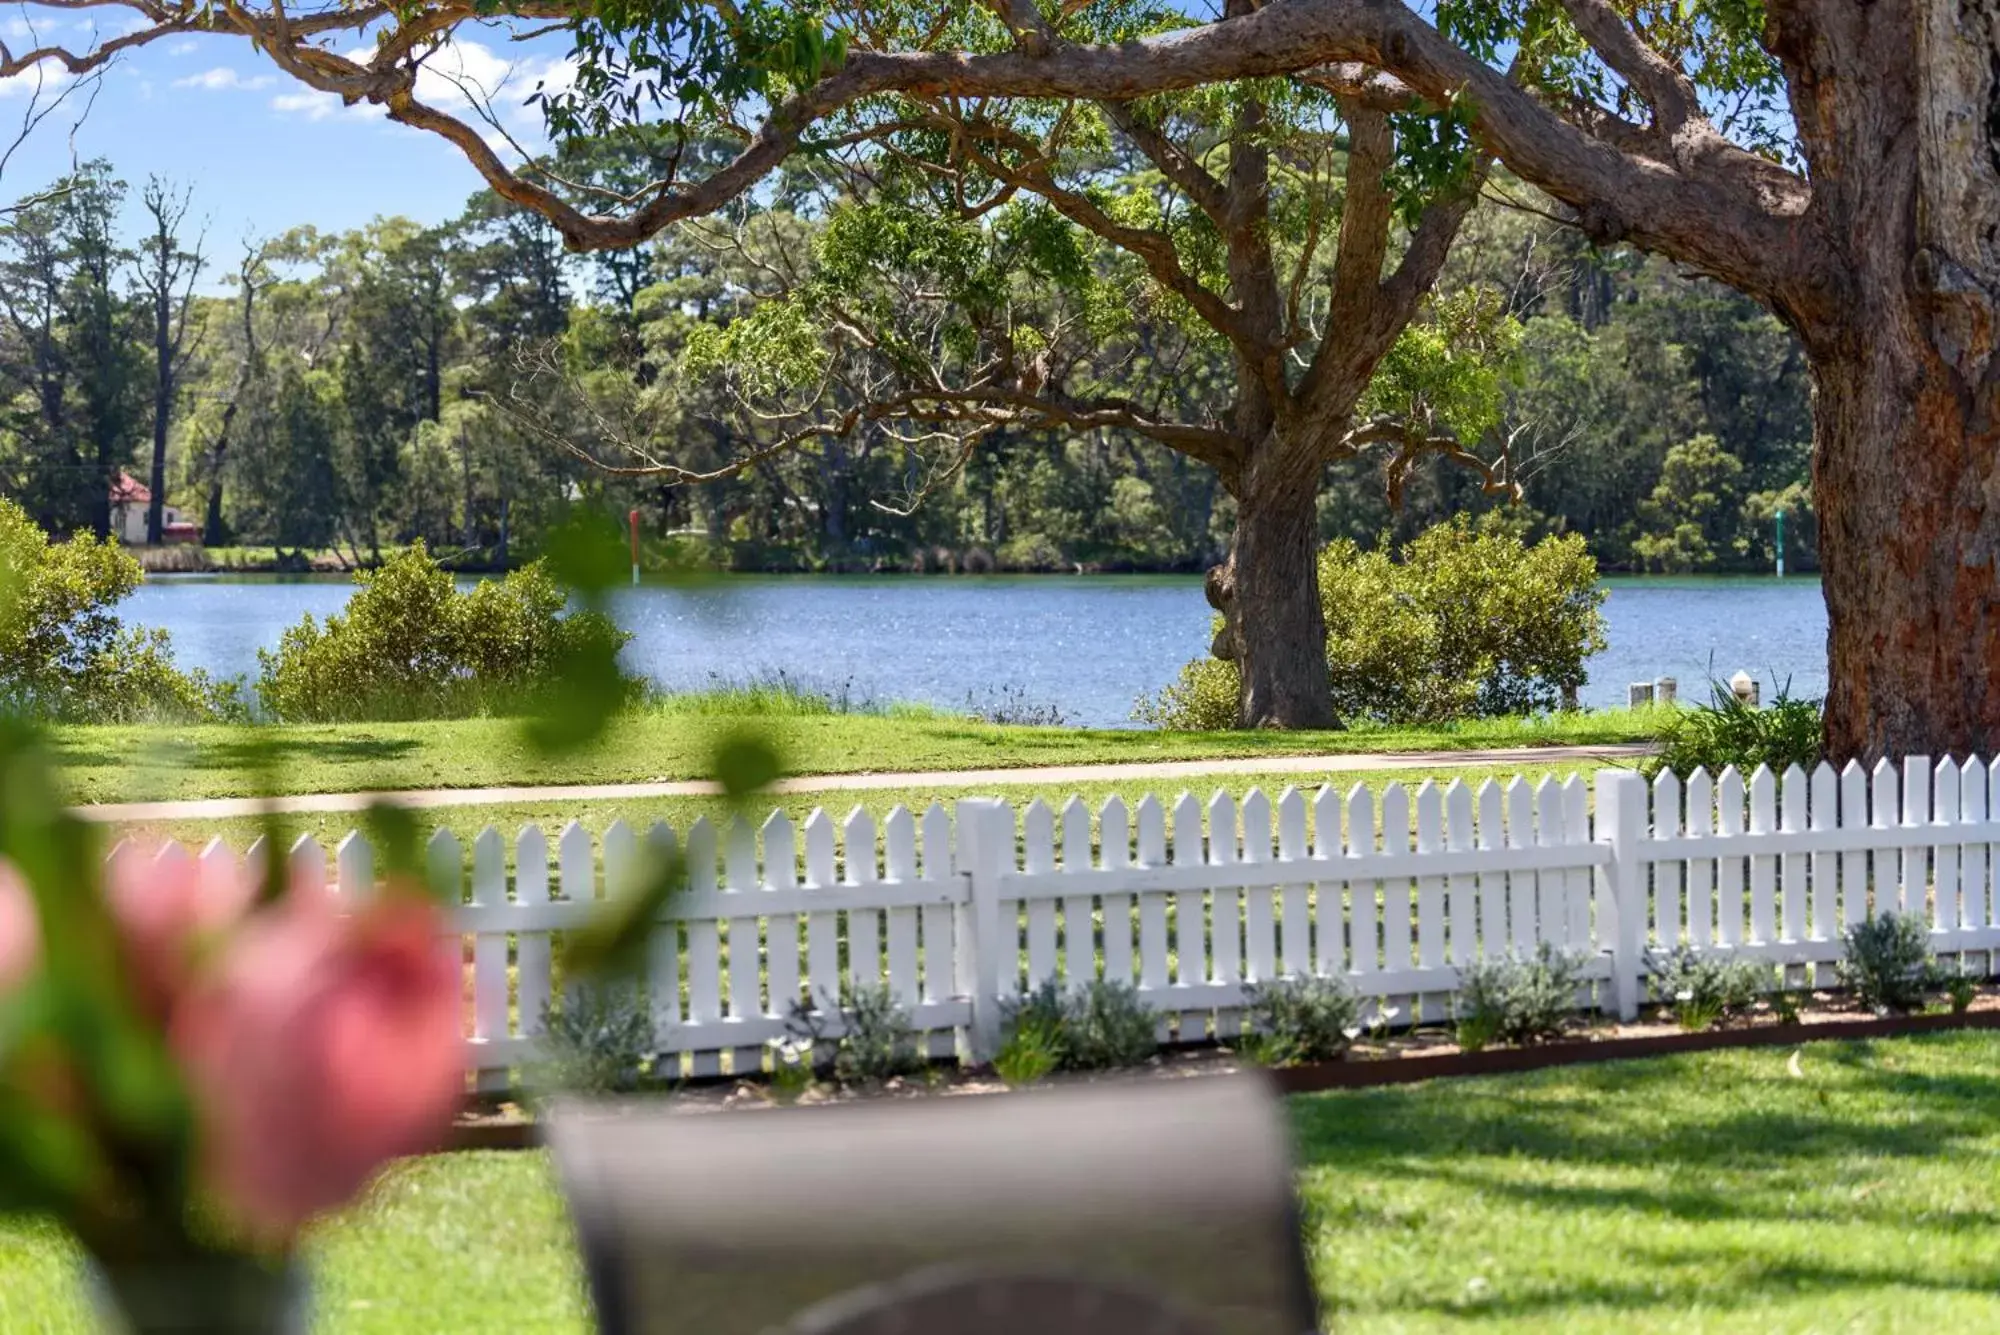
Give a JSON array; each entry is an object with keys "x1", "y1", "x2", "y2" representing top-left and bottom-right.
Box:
[{"x1": 122, "y1": 573, "x2": 1829, "y2": 728}]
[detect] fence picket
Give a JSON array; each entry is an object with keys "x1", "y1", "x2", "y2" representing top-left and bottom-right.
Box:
[
  {"x1": 1208, "y1": 791, "x2": 1243, "y2": 1008},
  {"x1": 556, "y1": 822, "x2": 593, "y2": 1014},
  {"x1": 683, "y1": 818, "x2": 720, "y2": 1079},
  {"x1": 1380, "y1": 783, "x2": 1413, "y2": 976},
  {"x1": 762, "y1": 813, "x2": 802, "y2": 1027},
  {"x1": 1060, "y1": 797, "x2": 1096, "y2": 988},
  {"x1": 1021, "y1": 799, "x2": 1058, "y2": 991},
  {"x1": 1099, "y1": 797, "x2": 1135, "y2": 988},
  {"x1": 803, "y1": 810, "x2": 840, "y2": 1016},
  {"x1": 1808, "y1": 764, "x2": 1837, "y2": 948},
  {"x1": 1415, "y1": 782, "x2": 1446, "y2": 972},
  {"x1": 515, "y1": 826, "x2": 551, "y2": 1044},
  {"x1": 1962, "y1": 759, "x2": 1989, "y2": 943},
  {"x1": 1277, "y1": 787, "x2": 1310, "y2": 977},
  {"x1": 291, "y1": 835, "x2": 328, "y2": 897},
  {"x1": 725, "y1": 817, "x2": 764, "y2": 1074},
  {"x1": 918, "y1": 802, "x2": 956, "y2": 1059},
  {"x1": 1505, "y1": 777, "x2": 1536, "y2": 954},
  {"x1": 1934, "y1": 761, "x2": 1961, "y2": 934},
  {"x1": 335, "y1": 832, "x2": 373, "y2": 903},
  {"x1": 1136, "y1": 796, "x2": 1170, "y2": 999},
  {"x1": 1564, "y1": 776, "x2": 1592, "y2": 948},
  {"x1": 884, "y1": 806, "x2": 922, "y2": 1011},
  {"x1": 1312, "y1": 786, "x2": 1343, "y2": 975},
  {"x1": 1171, "y1": 792, "x2": 1208, "y2": 1040},
  {"x1": 1243, "y1": 789, "x2": 1277, "y2": 988},
  {"x1": 1652, "y1": 772, "x2": 1682, "y2": 950},
  {"x1": 1443, "y1": 781, "x2": 1476, "y2": 966},
  {"x1": 1901, "y1": 755, "x2": 1931, "y2": 919},
  {"x1": 1476, "y1": 780, "x2": 1504, "y2": 960},
  {"x1": 1989, "y1": 759, "x2": 2000, "y2": 930},
  {"x1": 1534, "y1": 776, "x2": 1567, "y2": 948},
  {"x1": 1748, "y1": 766, "x2": 1778, "y2": 945},
  {"x1": 1780, "y1": 765, "x2": 1809, "y2": 957},
  {"x1": 843, "y1": 808, "x2": 882, "y2": 1001},
  {"x1": 1686, "y1": 769, "x2": 1715, "y2": 949},
  {"x1": 1840, "y1": 761, "x2": 1869, "y2": 930},
  {"x1": 1871, "y1": 758, "x2": 1899, "y2": 920},
  {"x1": 1716, "y1": 768, "x2": 1746, "y2": 947},
  {"x1": 470, "y1": 827, "x2": 508, "y2": 1091},
  {"x1": 1348, "y1": 785, "x2": 1378, "y2": 978}
]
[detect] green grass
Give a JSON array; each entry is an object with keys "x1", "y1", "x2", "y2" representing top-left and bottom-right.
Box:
[
  {"x1": 56, "y1": 707, "x2": 1663, "y2": 808},
  {"x1": 4, "y1": 1034, "x2": 1996, "y2": 1331},
  {"x1": 1295, "y1": 1030, "x2": 2000, "y2": 1332}
]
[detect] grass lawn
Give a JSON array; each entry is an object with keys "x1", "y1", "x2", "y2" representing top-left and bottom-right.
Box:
[
  {"x1": 3, "y1": 1033, "x2": 1996, "y2": 1331},
  {"x1": 55, "y1": 708, "x2": 1662, "y2": 808}
]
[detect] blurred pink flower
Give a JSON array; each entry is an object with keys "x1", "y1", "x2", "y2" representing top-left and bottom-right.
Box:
[
  {"x1": 106, "y1": 844, "x2": 257, "y2": 1014},
  {"x1": 173, "y1": 886, "x2": 464, "y2": 1245},
  {"x1": 0, "y1": 860, "x2": 39, "y2": 992}
]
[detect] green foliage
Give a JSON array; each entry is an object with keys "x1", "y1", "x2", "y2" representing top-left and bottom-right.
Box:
[
  {"x1": 1837, "y1": 913, "x2": 1936, "y2": 1015},
  {"x1": 1139, "y1": 516, "x2": 1607, "y2": 728},
  {"x1": 1943, "y1": 966, "x2": 1977, "y2": 1015},
  {"x1": 1002, "y1": 979, "x2": 1158, "y2": 1072},
  {"x1": 1362, "y1": 289, "x2": 1524, "y2": 445},
  {"x1": 1630, "y1": 435, "x2": 1746, "y2": 573},
  {"x1": 1454, "y1": 943, "x2": 1587, "y2": 1050},
  {"x1": 992, "y1": 1011, "x2": 1063, "y2": 1087},
  {"x1": 0, "y1": 499, "x2": 234, "y2": 723},
  {"x1": 533, "y1": 984, "x2": 656, "y2": 1095},
  {"x1": 254, "y1": 541, "x2": 636, "y2": 722},
  {"x1": 1648, "y1": 946, "x2": 1767, "y2": 1031},
  {"x1": 1241, "y1": 975, "x2": 1363, "y2": 1065},
  {"x1": 823, "y1": 985, "x2": 923, "y2": 1086},
  {"x1": 1643, "y1": 679, "x2": 1823, "y2": 779}
]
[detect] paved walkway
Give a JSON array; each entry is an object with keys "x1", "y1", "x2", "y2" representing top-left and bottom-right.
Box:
[{"x1": 79, "y1": 744, "x2": 1649, "y2": 824}]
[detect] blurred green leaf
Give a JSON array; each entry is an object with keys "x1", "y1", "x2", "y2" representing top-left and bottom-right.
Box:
[
  {"x1": 360, "y1": 801, "x2": 426, "y2": 893},
  {"x1": 542, "y1": 511, "x2": 628, "y2": 598},
  {"x1": 562, "y1": 846, "x2": 687, "y2": 980},
  {"x1": 711, "y1": 729, "x2": 783, "y2": 803}
]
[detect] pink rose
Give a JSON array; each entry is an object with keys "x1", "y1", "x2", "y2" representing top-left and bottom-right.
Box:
[
  {"x1": 173, "y1": 887, "x2": 465, "y2": 1245},
  {"x1": 106, "y1": 843, "x2": 257, "y2": 1015},
  {"x1": 0, "y1": 860, "x2": 39, "y2": 993}
]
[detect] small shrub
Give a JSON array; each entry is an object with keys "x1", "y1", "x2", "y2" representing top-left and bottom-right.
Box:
[
  {"x1": 1643, "y1": 678, "x2": 1823, "y2": 779},
  {"x1": 1944, "y1": 966, "x2": 1977, "y2": 1015},
  {"x1": 1241, "y1": 975, "x2": 1363, "y2": 1065},
  {"x1": 787, "y1": 986, "x2": 923, "y2": 1086},
  {"x1": 0, "y1": 498, "x2": 230, "y2": 723},
  {"x1": 964, "y1": 684, "x2": 1069, "y2": 728},
  {"x1": 992, "y1": 1012, "x2": 1062, "y2": 1086},
  {"x1": 1773, "y1": 988, "x2": 1803, "y2": 1025},
  {"x1": 535, "y1": 984, "x2": 655, "y2": 1094},
  {"x1": 1838, "y1": 912, "x2": 1935, "y2": 1014},
  {"x1": 766, "y1": 1036, "x2": 816, "y2": 1103},
  {"x1": 1136, "y1": 516, "x2": 1606, "y2": 729},
  {"x1": 1453, "y1": 944, "x2": 1587, "y2": 1050},
  {"x1": 255, "y1": 541, "x2": 636, "y2": 721},
  {"x1": 1648, "y1": 947, "x2": 1768, "y2": 1031},
  {"x1": 1001, "y1": 979, "x2": 1158, "y2": 1073}
]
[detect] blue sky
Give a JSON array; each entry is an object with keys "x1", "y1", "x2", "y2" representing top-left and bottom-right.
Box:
[{"x1": 1, "y1": 7, "x2": 577, "y2": 270}]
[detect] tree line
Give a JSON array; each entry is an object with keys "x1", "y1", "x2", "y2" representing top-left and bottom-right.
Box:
[{"x1": 0, "y1": 157, "x2": 1809, "y2": 582}]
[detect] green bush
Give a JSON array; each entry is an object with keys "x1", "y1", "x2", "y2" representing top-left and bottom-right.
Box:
[
  {"x1": 1838, "y1": 913, "x2": 1935, "y2": 1015},
  {"x1": 1137, "y1": 515, "x2": 1607, "y2": 729},
  {"x1": 1643, "y1": 677, "x2": 1823, "y2": 779},
  {"x1": 1648, "y1": 946, "x2": 1768, "y2": 1031},
  {"x1": 255, "y1": 541, "x2": 635, "y2": 721},
  {"x1": 534, "y1": 984, "x2": 655, "y2": 1094},
  {"x1": 1241, "y1": 975, "x2": 1363, "y2": 1065},
  {"x1": 784, "y1": 985, "x2": 924, "y2": 1086},
  {"x1": 1454, "y1": 943, "x2": 1587, "y2": 1051},
  {"x1": 1002, "y1": 979, "x2": 1158, "y2": 1072},
  {"x1": 0, "y1": 499, "x2": 238, "y2": 723}
]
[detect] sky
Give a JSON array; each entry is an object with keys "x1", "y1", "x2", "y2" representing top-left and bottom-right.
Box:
[{"x1": 0, "y1": 6, "x2": 580, "y2": 274}]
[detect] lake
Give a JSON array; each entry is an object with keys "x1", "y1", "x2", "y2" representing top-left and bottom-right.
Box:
[{"x1": 122, "y1": 573, "x2": 1829, "y2": 729}]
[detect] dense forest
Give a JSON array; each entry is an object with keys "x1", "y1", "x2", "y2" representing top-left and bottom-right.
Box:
[{"x1": 0, "y1": 156, "x2": 1813, "y2": 576}]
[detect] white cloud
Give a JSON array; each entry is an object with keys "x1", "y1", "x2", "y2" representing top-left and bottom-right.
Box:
[
  {"x1": 266, "y1": 39, "x2": 573, "y2": 147},
  {"x1": 173, "y1": 67, "x2": 274, "y2": 92},
  {"x1": 269, "y1": 88, "x2": 382, "y2": 123},
  {"x1": 0, "y1": 58, "x2": 70, "y2": 102},
  {"x1": 2, "y1": 16, "x2": 33, "y2": 39},
  {"x1": 167, "y1": 38, "x2": 201, "y2": 56}
]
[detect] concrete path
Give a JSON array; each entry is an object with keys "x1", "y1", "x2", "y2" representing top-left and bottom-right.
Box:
[{"x1": 79, "y1": 744, "x2": 1649, "y2": 824}]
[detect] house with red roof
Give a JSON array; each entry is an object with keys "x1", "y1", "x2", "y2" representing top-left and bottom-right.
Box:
[{"x1": 108, "y1": 471, "x2": 198, "y2": 546}]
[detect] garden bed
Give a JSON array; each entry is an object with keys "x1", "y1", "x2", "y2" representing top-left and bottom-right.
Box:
[{"x1": 450, "y1": 985, "x2": 2000, "y2": 1149}]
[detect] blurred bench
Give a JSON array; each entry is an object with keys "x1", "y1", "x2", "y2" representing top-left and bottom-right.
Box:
[{"x1": 547, "y1": 1073, "x2": 1320, "y2": 1335}]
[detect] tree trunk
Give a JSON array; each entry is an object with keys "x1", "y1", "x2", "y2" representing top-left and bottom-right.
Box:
[
  {"x1": 1778, "y1": 0, "x2": 2000, "y2": 761},
  {"x1": 146, "y1": 299, "x2": 171, "y2": 545},
  {"x1": 1207, "y1": 442, "x2": 1334, "y2": 729}
]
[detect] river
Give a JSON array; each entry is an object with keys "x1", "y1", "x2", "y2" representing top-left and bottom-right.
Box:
[{"x1": 121, "y1": 573, "x2": 1829, "y2": 729}]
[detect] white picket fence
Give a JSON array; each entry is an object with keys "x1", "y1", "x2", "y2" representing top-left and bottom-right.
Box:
[{"x1": 130, "y1": 757, "x2": 2000, "y2": 1085}]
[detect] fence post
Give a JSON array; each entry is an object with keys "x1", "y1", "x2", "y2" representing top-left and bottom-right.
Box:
[
  {"x1": 1596, "y1": 769, "x2": 1648, "y2": 1021},
  {"x1": 955, "y1": 797, "x2": 1011, "y2": 1064}
]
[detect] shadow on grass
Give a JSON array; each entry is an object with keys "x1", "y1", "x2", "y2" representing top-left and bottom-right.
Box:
[{"x1": 1291, "y1": 1034, "x2": 2000, "y2": 1324}]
